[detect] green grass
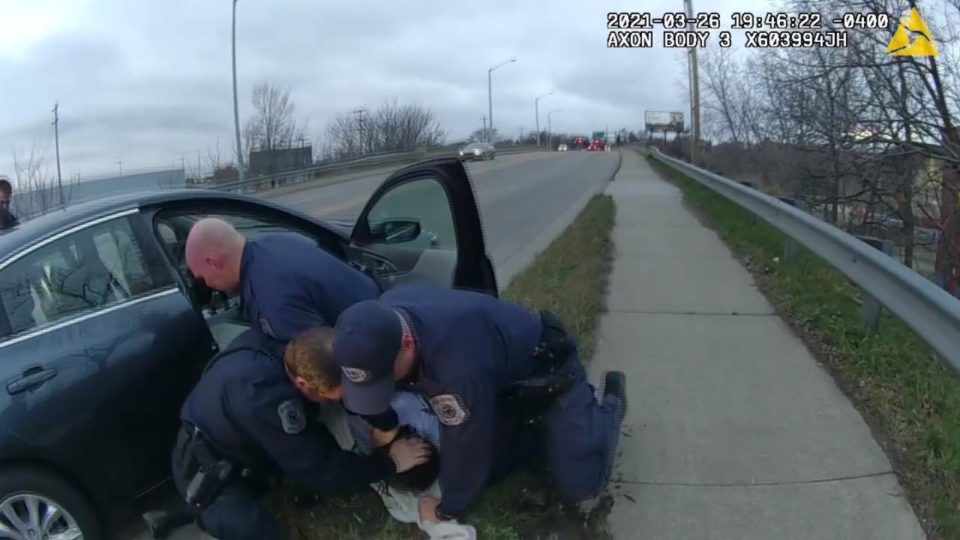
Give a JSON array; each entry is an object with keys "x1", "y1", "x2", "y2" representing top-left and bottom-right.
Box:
[
  {"x1": 646, "y1": 154, "x2": 960, "y2": 540},
  {"x1": 271, "y1": 195, "x2": 618, "y2": 539}
]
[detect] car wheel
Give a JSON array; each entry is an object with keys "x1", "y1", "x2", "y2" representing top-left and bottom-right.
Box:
[{"x1": 0, "y1": 466, "x2": 103, "y2": 540}]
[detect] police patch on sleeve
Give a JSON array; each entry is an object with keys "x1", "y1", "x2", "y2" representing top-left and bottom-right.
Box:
[
  {"x1": 429, "y1": 394, "x2": 470, "y2": 426},
  {"x1": 259, "y1": 318, "x2": 276, "y2": 338},
  {"x1": 278, "y1": 399, "x2": 306, "y2": 434},
  {"x1": 342, "y1": 367, "x2": 371, "y2": 383}
]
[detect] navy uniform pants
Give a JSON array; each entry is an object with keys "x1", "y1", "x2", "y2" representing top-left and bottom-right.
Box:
[
  {"x1": 171, "y1": 455, "x2": 282, "y2": 540},
  {"x1": 540, "y1": 349, "x2": 623, "y2": 502}
]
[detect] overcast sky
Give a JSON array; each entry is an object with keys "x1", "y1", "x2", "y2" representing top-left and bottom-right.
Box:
[{"x1": 2, "y1": 0, "x2": 783, "y2": 182}]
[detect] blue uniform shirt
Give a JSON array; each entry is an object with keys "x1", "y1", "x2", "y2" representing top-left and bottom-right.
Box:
[
  {"x1": 378, "y1": 285, "x2": 543, "y2": 516},
  {"x1": 239, "y1": 233, "x2": 380, "y2": 342},
  {"x1": 180, "y1": 329, "x2": 396, "y2": 496}
]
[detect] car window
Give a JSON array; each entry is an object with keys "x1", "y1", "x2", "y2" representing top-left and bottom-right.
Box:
[
  {"x1": 156, "y1": 210, "x2": 318, "y2": 258},
  {"x1": 0, "y1": 216, "x2": 161, "y2": 340},
  {"x1": 366, "y1": 177, "x2": 457, "y2": 251},
  {"x1": 154, "y1": 209, "x2": 326, "y2": 308}
]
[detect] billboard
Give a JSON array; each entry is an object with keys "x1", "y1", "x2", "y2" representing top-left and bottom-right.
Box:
[{"x1": 645, "y1": 110, "x2": 684, "y2": 133}]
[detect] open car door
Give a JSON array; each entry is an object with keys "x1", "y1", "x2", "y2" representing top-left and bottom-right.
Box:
[{"x1": 348, "y1": 158, "x2": 498, "y2": 296}]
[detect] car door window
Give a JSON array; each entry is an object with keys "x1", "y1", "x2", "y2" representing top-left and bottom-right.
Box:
[
  {"x1": 154, "y1": 208, "x2": 332, "y2": 315},
  {"x1": 365, "y1": 178, "x2": 457, "y2": 252},
  {"x1": 0, "y1": 216, "x2": 161, "y2": 339}
]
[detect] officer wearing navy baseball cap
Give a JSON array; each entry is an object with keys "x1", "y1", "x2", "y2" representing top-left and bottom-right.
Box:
[{"x1": 333, "y1": 284, "x2": 627, "y2": 524}]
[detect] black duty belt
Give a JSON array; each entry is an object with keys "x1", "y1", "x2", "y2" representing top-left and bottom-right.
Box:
[
  {"x1": 532, "y1": 310, "x2": 577, "y2": 369},
  {"x1": 498, "y1": 311, "x2": 578, "y2": 412},
  {"x1": 174, "y1": 422, "x2": 255, "y2": 510}
]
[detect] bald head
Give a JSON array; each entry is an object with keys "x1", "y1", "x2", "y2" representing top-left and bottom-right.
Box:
[{"x1": 185, "y1": 218, "x2": 246, "y2": 294}]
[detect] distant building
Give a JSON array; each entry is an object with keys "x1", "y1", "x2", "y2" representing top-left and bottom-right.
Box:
[{"x1": 248, "y1": 146, "x2": 313, "y2": 177}]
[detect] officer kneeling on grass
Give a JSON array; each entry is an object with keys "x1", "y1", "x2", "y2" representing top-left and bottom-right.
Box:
[
  {"x1": 170, "y1": 327, "x2": 431, "y2": 540},
  {"x1": 330, "y1": 284, "x2": 629, "y2": 523}
]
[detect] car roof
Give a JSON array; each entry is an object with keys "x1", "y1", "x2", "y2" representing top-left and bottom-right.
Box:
[{"x1": 0, "y1": 188, "x2": 297, "y2": 263}]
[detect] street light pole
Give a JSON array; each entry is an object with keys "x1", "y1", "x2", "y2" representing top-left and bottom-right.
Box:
[
  {"x1": 534, "y1": 91, "x2": 553, "y2": 147},
  {"x1": 232, "y1": 0, "x2": 245, "y2": 184},
  {"x1": 487, "y1": 57, "x2": 516, "y2": 143},
  {"x1": 683, "y1": 0, "x2": 701, "y2": 164}
]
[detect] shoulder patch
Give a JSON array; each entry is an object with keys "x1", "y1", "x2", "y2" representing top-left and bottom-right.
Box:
[
  {"x1": 277, "y1": 399, "x2": 306, "y2": 434},
  {"x1": 429, "y1": 394, "x2": 470, "y2": 426},
  {"x1": 342, "y1": 367, "x2": 371, "y2": 384},
  {"x1": 259, "y1": 318, "x2": 276, "y2": 338}
]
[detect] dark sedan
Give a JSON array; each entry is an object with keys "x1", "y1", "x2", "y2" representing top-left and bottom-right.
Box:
[
  {"x1": 0, "y1": 158, "x2": 498, "y2": 538},
  {"x1": 458, "y1": 142, "x2": 496, "y2": 161}
]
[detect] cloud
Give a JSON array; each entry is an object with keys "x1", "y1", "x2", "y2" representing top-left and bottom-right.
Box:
[{"x1": 0, "y1": 0, "x2": 771, "y2": 179}]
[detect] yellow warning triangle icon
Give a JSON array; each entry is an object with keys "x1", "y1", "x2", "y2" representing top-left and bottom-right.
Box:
[{"x1": 886, "y1": 7, "x2": 939, "y2": 57}]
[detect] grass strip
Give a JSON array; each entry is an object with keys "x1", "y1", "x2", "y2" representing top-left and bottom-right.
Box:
[
  {"x1": 270, "y1": 194, "x2": 617, "y2": 539},
  {"x1": 646, "y1": 153, "x2": 960, "y2": 540}
]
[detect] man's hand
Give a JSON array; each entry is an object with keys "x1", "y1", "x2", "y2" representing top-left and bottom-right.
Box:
[
  {"x1": 419, "y1": 495, "x2": 441, "y2": 523},
  {"x1": 371, "y1": 426, "x2": 399, "y2": 448},
  {"x1": 387, "y1": 437, "x2": 430, "y2": 472}
]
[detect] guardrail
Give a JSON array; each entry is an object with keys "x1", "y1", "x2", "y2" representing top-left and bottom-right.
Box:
[
  {"x1": 647, "y1": 147, "x2": 960, "y2": 374},
  {"x1": 198, "y1": 145, "x2": 548, "y2": 195}
]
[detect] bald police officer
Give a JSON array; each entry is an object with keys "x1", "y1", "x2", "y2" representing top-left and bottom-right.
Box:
[
  {"x1": 172, "y1": 327, "x2": 430, "y2": 540},
  {"x1": 185, "y1": 218, "x2": 379, "y2": 342},
  {"x1": 331, "y1": 284, "x2": 627, "y2": 523}
]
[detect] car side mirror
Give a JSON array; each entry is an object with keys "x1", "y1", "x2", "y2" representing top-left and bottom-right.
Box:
[{"x1": 369, "y1": 219, "x2": 422, "y2": 244}]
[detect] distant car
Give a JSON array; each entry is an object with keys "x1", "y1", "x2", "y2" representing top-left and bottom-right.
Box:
[
  {"x1": 587, "y1": 140, "x2": 602, "y2": 151},
  {"x1": 459, "y1": 142, "x2": 496, "y2": 161},
  {"x1": 0, "y1": 158, "x2": 498, "y2": 538},
  {"x1": 558, "y1": 143, "x2": 568, "y2": 152}
]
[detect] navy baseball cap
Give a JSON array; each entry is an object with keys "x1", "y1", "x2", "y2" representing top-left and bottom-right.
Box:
[{"x1": 333, "y1": 300, "x2": 403, "y2": 415}]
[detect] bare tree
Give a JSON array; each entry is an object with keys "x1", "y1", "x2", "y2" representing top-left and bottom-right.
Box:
[
  {"x1": 11, "y1": 144, "x2": 77, "y2": 219},
  {"x1": 467, "y1": 127, "x2": 498, "y2": 143},
  {"x1": 323, "y1": 99, "x2": 446, "y2": 160},
  {"x1": 689, "y1": 0, "x2": 960, "y2": 286},
  {"x1": 243, "y1": 82, "x2": 306, "y2": 173}
]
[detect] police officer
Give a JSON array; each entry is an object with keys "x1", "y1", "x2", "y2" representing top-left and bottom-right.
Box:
[
  {"x1": 172, "y1": 327, "x2": 430, "y2": 540},
  {"x1": 330, "y1": 284, "x2": 628, "y2": 523},
  {"x1": 184, "y1": 217, "x2": 380, "y2": 341},
  {"x1": 0, "y1": 178, "x2": 19, "y2": 231}
]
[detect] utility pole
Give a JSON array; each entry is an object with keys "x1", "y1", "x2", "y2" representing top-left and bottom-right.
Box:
[
  {"x1": 117, "y1": 159, "x2": 123, "y2": 176},
  {"x1": 352, "y1": 107, "x2": 367, "y2": 155},
  {"x1": 232, "y1": 0, "x2": 245, "y2": 184},
  {"x1": 51, "y1": 102, "x2": 64, "y2": 207},
  {"x1": 684, "y1": 0, "x2": 701, "y2": 165},
  {"x1": 482, "y1": 116, "x2": 487, "y2": 141},
  {"x1": 487, "y1": 57, "x2": 516, "y2": 143},
  {"x1": 534, "y1": 92, "x2": 553, "y2": 147}
]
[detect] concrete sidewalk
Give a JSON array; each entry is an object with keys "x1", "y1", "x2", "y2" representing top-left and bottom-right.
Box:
[{"x1": 590, "y1": 151, "x2": 926, "y2": 539}]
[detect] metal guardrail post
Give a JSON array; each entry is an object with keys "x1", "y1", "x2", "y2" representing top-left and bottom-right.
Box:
[
  {"x1": 856, "y1": 236, "x2": 895, "y2": 333},
  {"x1": 778, "y1": 197, "x2": 807, "y2": 262}
]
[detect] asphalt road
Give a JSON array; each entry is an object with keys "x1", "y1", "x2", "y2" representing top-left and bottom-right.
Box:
[
  {"x1": 264, "y1": 151, "x2": 620, "y2": 288},
  {"x1": 128, "y1": 150, "x2": 619, "y2": 540}
]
